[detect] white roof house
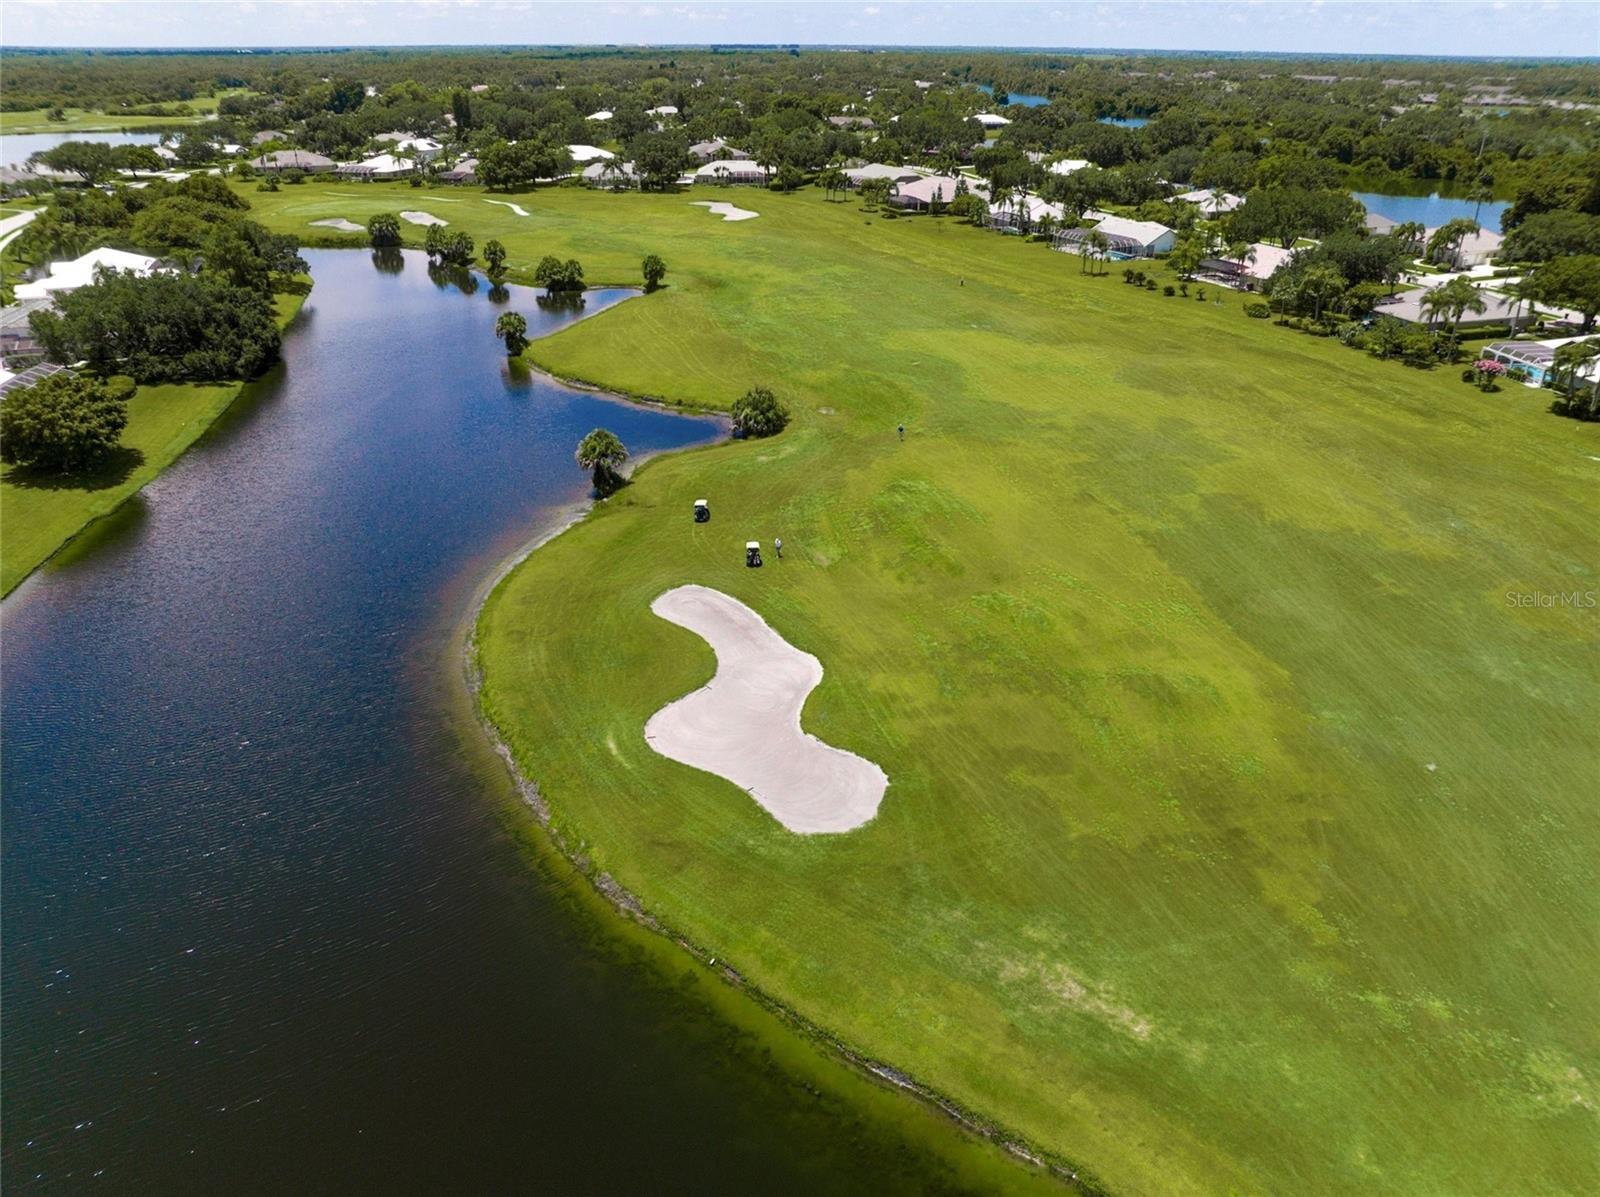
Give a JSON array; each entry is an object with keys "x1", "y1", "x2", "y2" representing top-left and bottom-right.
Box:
[
  {"x1": 688, "y1": 138, "x2": 749, "y2": 163},
  {"x1": 567, "y1": 144, "x2": 615, "y2": 163},
  {"x1": 990, "y1": 193, "x2": 1066, "y2": 225},
  {"x1": 1241, "y1": 242, "x2": 1293, "y2": 280},
  {"x1": 1048, "y1": 158, "x2": 1092, "y2": 176},
  {"x1": 1174, "y1": 188, "x2": 1245, "y2": 216},
  {"x1": 844, "y1": 163, "x2": 922, "y2": 187},
  {"x1": 588, "y1": 109, "x2": 614, "y2": 121},
  {"x1": 374, "y1": 130, "x2": 416, "y2": 143},
  {"x1": 582, "y1": 159, "x2": 639, "y2": 187},
  {"x1": 973, "y1": 112, "x2": 1012, "y2": 129},
  {"x1": 15, "y1": 248, "x2": 166, "y2": 300},
  {"x1": 1434, "y1": 226, "x2": 1504, "y2": 268},
  {"x1": 1092, "y1": 214, "x2": 1177, "y2": 252},
  {"x1": 336, "y1": 153, "x2": 417, "y2": 180},
  {"x1": 692, "y1": 159, "x2": 768, "y2": 185},
  {"x1": 646, "y1": 105, "x2": 679, "y2": 117},
  {"x1": 393, "y1": 137, "x2": 443, "y2": 162}
]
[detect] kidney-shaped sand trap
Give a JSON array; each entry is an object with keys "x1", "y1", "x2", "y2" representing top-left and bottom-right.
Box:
[
  {"x1": 644, "y1": 585, "x2": 887, "y2": 833},
  {"x1": 690, "y1": 200, "x2": 759, "y2": 222}
]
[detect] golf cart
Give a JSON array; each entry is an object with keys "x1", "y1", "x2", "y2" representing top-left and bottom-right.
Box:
[
  {"x1": 694, "y1": 498, "x2": 710, "y2": 523},
  {"x1": 745, "y1": 541, "x2": 762, "y2": 568}
]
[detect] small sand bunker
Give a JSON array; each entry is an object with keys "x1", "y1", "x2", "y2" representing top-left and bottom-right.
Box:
[
  {"x1": 310, "y1": 218, "x2": 364, "y2": 233},
  {"x1": 691, "y1": 201, "x2": 759, "y2": 223},
  {"x1": 644, "y1": 585, "x2": 887, "y2": 834},
  {"x1": 400, "y1": 211, "x2": 448, "y2": 227},
  {"x1": 485, "y1": 199, "x2": 530, "y2": 217}
]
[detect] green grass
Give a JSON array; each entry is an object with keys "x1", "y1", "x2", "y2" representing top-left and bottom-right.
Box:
[
  {"x1": 0, "y1": 92, "x2": 233, "y2": 134},
  {"x1": 247, "y1": 181, "x2": 1599, "y2": 1195},
  {"x1": 1, "y1": 290, "x2": 307, "y2": 596}
]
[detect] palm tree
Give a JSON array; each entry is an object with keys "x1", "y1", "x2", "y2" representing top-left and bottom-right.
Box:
[
  {"x1": 1423, "y1": 276, "x2": 1488, "y2": 356},
  {"x1": 575, "y1": 428, "x2": 629, "y2": 494},
  {"x1": 1085, "y1": 229, "x2": 1111, "y2": 275},
  {"x1": 1426, "y1": 218, "x2": 1479, "y2": 270},
  {"x1": 1227, "y1": 240, "x2": 1256, "y2": 287}
]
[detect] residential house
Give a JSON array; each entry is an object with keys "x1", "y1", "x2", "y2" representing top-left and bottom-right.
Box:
[
  {"x1": 250, "y1": 129, "x2": 285, "y2": 145},
  {"x1": 567, "y1": 144, "x2": 615, "y2": 165},
  {"x1": 440, "y1": 157, "x2": 478, "y2": 183},
  {"x1": 688, "y1": 139, "x2": 749, "y2": 163},
  {"x1": 1047, "y1": 158, "x2": 1092, "y2": 178},
  {"x1": 1053, "y1": 214, "x2": 1176, "y2": 258},
  {"x1": 14, "y1": 247, "x2": 167, "y2": 301},
  {"x1": 393, "y1": 137, "x2": 443, "y2": 162},
  {"x1": 250, "y1": 149, "x2": 336, "y2": 174},
  {"x1": 582, "y1": 159, "x2": 639, "y2": 188},
  {"x1": 646, "y1": 105, "x2": 679, "y2": 117},
  {"x1": 988, "y1": 193, "x2": 1066, "y2": 234},
  {"x1": 1172, "y1": 188, "x2": 1245, "y2": 216},
  {"x1": 1197, "y1": 241, "x2": 1294, "y2": 289},
  {"x1": 1432, "y1": 225, "x2": 1504, "y2": 269},
  {"x1": 336, "y1": 153, "x2": 417, "y2": 181},
  {"x1": 973, "y1": 113, "x2": 1012, "y2": 129},
  {"x1": 843, "y1": 163, "x2": 922, "y2": 189},
  {"x1": 1373, "y1": 285, "x2": 1520, "y2": 327},
  {"x1": 1363, "y1": 210, "x2": 1399, "y2": 235},
  {"x1": 890, "y1": 175, "x2": 980, "y2": 211},
  {"x1": 587, "y1": 109, "x2": 614, "y2": 122},
  {"x1": 828, "y1": 115, "x2": 876, "y2": 129},
  {"x1": 692, "y1": 159, "x2": 768, "y2": 186}
]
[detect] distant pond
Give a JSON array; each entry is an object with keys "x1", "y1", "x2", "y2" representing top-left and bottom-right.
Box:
[
  {"x1": 1, "y1": 130, "x2": 165, "y2": 166},
  {"x1": 1350, "y1": 190, "x2": 1509, "y2": 230},
  {"x1": 1098, "y1": 116, "x2": 1149, "y2": 128},
  {"x1": 976, "y1": 83, "x2": 1050, "y2": 107}
]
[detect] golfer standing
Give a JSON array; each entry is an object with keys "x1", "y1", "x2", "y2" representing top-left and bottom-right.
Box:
[{"x1": 774, "y1": 536, "x2": 784, "y2": 560}]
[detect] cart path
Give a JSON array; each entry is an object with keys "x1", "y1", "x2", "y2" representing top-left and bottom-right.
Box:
[{"x1": 643, "y1": 585, "x2": 887, "y2": 834}]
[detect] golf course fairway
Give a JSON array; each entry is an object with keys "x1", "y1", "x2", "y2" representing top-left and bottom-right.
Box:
[{"x1": 246, "y1": 183, "x2": 1598, "y2": 1195}]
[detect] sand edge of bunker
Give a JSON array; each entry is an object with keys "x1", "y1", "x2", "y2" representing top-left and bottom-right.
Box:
[{"x1": 644, "y1": 584, "x2": 888, "y2": 834}]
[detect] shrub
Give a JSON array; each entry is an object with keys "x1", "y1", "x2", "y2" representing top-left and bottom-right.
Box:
[
  {"x1": 0, "y1": 371, "x2": 130, "y2": 474},
  {"x1": 730, "y1": 385, "x2": 790, "y2": 438},
  {"x1": 1144, "y1": 279, "x2": 1157, "y2": 291},
  {"x1": 282, "y1": 168, "x2": 305, "y2": 185},
  {"x1": 367, "y1": 213, "x2": 401, "y2": 248},
  {"x1": 1245, "y1": 301, "x2": 1270, "y2": 319},
  {"x1": 1461, "y1": 367, "x2": 1479, "y2": 383},
  {"x1": 1122, "y1": 267, "x2": 1136, "y2": 284},
  {"x1": 1178, "y1": 282, "x2": 1189, "y2": 297},
  {"x1": 1162, "y1": 284, "x2": 1176, "y2": 297},
  {"x1": 257, "y1": 177, "x2": 280, "y2": 192},
  {"x1": 1196, "y1": 286, "x2": 1206, "y2": 301}
]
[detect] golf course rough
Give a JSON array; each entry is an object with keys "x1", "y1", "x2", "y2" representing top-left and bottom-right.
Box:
[
  {"x1": 644, "y1": 584, "x2": 888, "y2": 833},
  {"x1": 237, "y1": 182, "x2": 1600, "y2": 1196}
]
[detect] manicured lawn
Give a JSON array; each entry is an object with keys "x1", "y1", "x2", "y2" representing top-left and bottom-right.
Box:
[
  {"x1": 1, "y1": 290, "x2": 307, "y2": 596},
  {"x1": 249, "y1": 181, "x2": 1599, "y2": 1195}
]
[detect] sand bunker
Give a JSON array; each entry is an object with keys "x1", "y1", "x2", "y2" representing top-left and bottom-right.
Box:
[
  {"x1": 485, "y1": 199, "x2": 530, "y2": 217},
  {"x1": 310, "y1": 218, "x2": 365, "y2": 233},
  {"x1": 690, "y1": 201, "x2": 759, "y2": 222},
  {"x1": 644, "y1": 585, "x2": 887, "y2": 833},
  {"x1": 400, "y1": 211, "x2": 448, "y2": 227}
]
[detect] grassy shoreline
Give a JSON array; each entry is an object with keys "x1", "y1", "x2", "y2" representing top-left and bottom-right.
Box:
[
  {"x1": 244, "y1": 181, "x2": 1600, "y2": 1193},
  {"x1": 1, "y1": 286, "x2": 309, "y2": 596}
]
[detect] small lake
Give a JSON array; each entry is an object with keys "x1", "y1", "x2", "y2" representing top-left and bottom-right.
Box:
[
  {"x1": 1, "y1": 249, "x2": 1031, "y2": 1192},
  {"x1": 1, "y1": 130, "x2": 166, "y2": 167},
  {"x1": 976, "y1": 84, "x2": 1050, "y2": 107},
  {"x1": 1351, "y1": 190, "x2": 1509, "y2": 229},
  {"x1": 1098, "y1": 116, "x2": 1149, "y2": 128}
]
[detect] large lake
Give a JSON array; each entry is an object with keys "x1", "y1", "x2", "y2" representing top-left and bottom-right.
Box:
[
  {"x1": 1, "y1": 250, "x2": 1033, "y2": 1192},
  {"x1": 1351, "y1": 190, "x2": 1509, "y2": 229},
  {"x1": 1, "y1": 130, "x2": 165, "y2": 166}
]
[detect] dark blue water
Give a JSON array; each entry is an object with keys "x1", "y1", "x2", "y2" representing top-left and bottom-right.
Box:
[
  {"x1": 2, "y1": 131, "x2": 165, "y2": 166},
  {"x1": 976, "y1": 84, "x2": 1050, "y2": 107},
  {"x1": 1, "y1": 250, "x2": 1036, "y2": 1194},
  {"x1": 1351, "y1": 190, "x2": 1509, "y2": 229}
]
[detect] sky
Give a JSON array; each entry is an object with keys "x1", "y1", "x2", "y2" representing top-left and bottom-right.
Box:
[{"x1": 2, "y1": 0, "x2": 1596, "y2": 57}]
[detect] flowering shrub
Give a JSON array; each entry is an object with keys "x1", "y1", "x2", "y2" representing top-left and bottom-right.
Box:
[{"x1": 1473, "y1": 359, "x2": 1507, "y2": 376}]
